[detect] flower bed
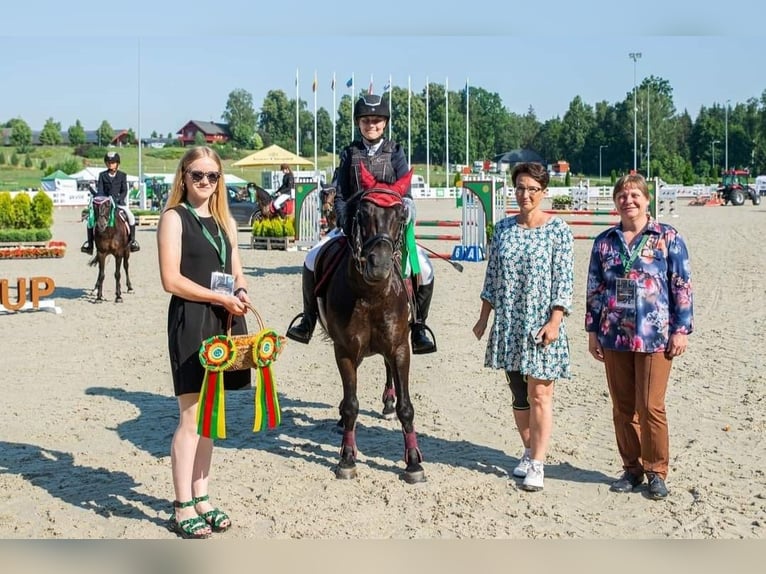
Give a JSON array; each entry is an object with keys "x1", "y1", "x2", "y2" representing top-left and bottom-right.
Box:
[{"x1": 0, "y1": 240, "x2": 67, "y2": 259}]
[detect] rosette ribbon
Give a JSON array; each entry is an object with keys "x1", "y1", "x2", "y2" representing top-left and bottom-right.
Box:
[
  {"x1": 252, "y1": 328, "x2": 285, "y2": 432},
  {"x1": 197, "y1": 335, "x2": 238, "y2": 439}
]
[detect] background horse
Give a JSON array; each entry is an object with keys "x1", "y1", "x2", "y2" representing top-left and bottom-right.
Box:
[
  {"x1": 250, "y1": 183, "x2": 290, "y2": 220},
  {"x1": 88, "y1": 197, "x2": 132, "y2": 302},
  {"x1": 316, "y1": 164, "x2": 425, "y2": 484},
  {"x1": 319, "y1": 183, "x2": 337, "y2": 234}
]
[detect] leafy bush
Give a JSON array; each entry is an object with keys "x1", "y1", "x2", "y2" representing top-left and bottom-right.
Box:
[
  {"x1": 0, "y1": 152, "x2": 5, "y2": 165},
  {"x1": 0, "y1": 192, "x2": 15, "y2": 227},
  {"x1": 552, "y1": 195, "x2": 573, "y2": 210},
  {"x1": 40, "y1": 159, "x2": 47, "y2": 171},
  {"x1": 24, "y1": 155, "x2": 33, "y2": 168},
  {"x1": 145, "y1": 147, "x2": 187, "y2": 161},
  {"x1": 52, "y1": 157, "x2": 84, "y2": 176},
  {"x1": 251, "y1": 216, "x2": 296, "y2": 237},
  {"x1": 10, "y1": 153, "x2": 19, "y2": 166},
  {"x1": 31, "y1": 191, "x2": 54, "y2": 228},
  {"x1": 11, "y1": 194, "x2": 33, "y2": 228},
  {"x1": 0, "y1": 228, "x2": 51, "y2": 242}
]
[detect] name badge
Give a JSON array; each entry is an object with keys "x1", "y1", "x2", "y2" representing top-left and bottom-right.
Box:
[
  {"x1": 614, "y1": 277, "x2": 637, "y2": 310},
  {"x1": 210, "y1": 271, "x2": 235, "y2": 299}
]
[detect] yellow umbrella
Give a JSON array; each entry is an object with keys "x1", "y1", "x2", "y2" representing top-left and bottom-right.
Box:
[{"x1": 231, "y1": 144, "x2": 315, "y2": 168}]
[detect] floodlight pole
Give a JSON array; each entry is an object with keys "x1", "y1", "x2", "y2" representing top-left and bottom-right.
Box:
[{"x1": 629, "y1": 52, "x2": 642, "y2": 172}]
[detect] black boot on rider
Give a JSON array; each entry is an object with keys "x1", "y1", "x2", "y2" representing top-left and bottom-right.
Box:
[
  {"x1": 411, "y1": 280, "x2": 437, "y2": 354},
  {"x1": 129, "y1": 224, "x2": 141, "y2": 252},
  {"x1": 81, "y1": 227, "x2": 94, "y2": 255},
  {"x1": 286, "y1": 266, "x2": 318, "y2": 344}
]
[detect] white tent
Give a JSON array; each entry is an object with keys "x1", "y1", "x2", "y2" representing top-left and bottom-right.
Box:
[{"x1": 69, "y1": 167, "x2": 140, "y2": 184}]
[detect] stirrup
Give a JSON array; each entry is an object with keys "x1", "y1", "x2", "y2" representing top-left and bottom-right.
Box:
[
  {"x1": 130, "y1": 241, "x2": 140, "y2": 252},
  {"x1": 286, "y1": 313, "x2": 314, "y2": 344},
  {"x1": 411, "y1": 323, "x2": 437, "y2": 355}
]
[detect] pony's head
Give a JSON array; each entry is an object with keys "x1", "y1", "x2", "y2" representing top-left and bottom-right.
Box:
[
  {"x1": 352, "y1": 163, "x2": 411, "y2": 284},
  {"x1": 320, "y1": 183, "x2": 337, "y2": 230},
  {"x1": 93, "y1": 196, "x2": 115, "y2": 233}
]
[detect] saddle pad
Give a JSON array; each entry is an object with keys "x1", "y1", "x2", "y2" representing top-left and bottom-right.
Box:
[{"x1": 314, "y1": 236, "x2": 348, "y2": 297}]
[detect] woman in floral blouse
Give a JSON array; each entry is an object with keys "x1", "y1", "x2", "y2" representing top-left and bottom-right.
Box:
[
  {"x1": 473, "y1": 162, "x2": 574, "y2": 493},
  {"x1": 585, "y1": 173, "x2": 693, "y2": 501}
]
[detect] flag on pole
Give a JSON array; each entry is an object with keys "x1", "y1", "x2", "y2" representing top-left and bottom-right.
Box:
[
  {"x1": 346, "y1": 77, "x2": 353, "y2": 88},
  {"x1": 383, "y1": 79, "x2": 391, "y2": 91},
  {"x1": 331, "y1": 75, "x2": 335, "y2": 91},
  {"x1": 368, "y1": 74, "x2": 374, "y2": 95},
  {"x1": 312, "y1": 72, "x2": 317, "y2": 93}
]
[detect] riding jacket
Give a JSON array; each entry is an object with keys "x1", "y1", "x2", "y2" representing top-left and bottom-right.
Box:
[
  {"x1": 276, "y1": 172, "x2": 294, "y2": 195},
  {"x1": 94, "y1": 169, "x2": 129, "y2": 206},
  {"x1": 334, "y1": 139, "x2": 411, "y2": 235}
]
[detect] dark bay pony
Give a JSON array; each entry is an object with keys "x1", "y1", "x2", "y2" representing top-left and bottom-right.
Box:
[
  {"x1": 316, "y1": 163, "x2": 425, "y2": 484},
  {"x1": 88, "y1": 196, "x2": 132, "y2": 302},
  {"x1": 251, "y1": 183, "x2": 290, "y2": 220}
]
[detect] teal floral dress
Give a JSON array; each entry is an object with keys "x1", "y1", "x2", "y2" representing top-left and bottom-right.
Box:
[{"x1": 480, "y1": 216, "x2": 574, "y2": 380}]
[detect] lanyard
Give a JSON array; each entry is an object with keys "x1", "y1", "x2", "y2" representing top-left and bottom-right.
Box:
[
  {"x1": 619, "y1": 234, "x2": 648, "y2": 276},
  {"x1": 184, "y1": 203, "x2": 226, "y2": 271}
]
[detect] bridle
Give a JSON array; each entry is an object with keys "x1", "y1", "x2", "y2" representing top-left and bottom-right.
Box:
[
  {"x1": 350, "y1": 188, "x2": 405, "y2": 276},
  {"x1": 93, "y1": 196, "x2": 115, "y2": 232}
]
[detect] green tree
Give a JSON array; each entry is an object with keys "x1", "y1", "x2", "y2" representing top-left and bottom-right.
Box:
[
  {"x1": 97, "y1": 120, "x2": 113, "y2": 147},
  {"x1": 126, "y1": 128, "x2": 137, "y2": 145},
  {"x1": 68, "y1": 119, "x2": 86, "y2": 146},
  {"x1": 8, "y1": 118, "x2": 32, "y2": 151},
  {"x1": 24, "y1": 155, "x2": 33, "y2": 168},
  {"x1": 259, "y1": 90, "x2": 296, "y2": 150},
  {"x1": 0, "y1": 192, "x2": 15, "y2": 228},
  {"x1": 223, "y1": 88, "x2": 259, "y2": 148},
  {"x1": 39, "y1": 117, "x2": 62, "y2": 145},
  {"x1": 194, "y1": 131, "x2": 206, "y2": 146},
  {"x1": 31, "y1": 191, "x2": 54, "y2": 229}
]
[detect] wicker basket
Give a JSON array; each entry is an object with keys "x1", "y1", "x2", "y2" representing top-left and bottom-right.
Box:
[{"x1": 225, "y1": 303, "x2": 265, "y2": 371}]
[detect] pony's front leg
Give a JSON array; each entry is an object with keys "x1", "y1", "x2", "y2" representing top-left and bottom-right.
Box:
[
  {"x1": 392, "y1": 343, "x2": 425, "y2": 484},
  {"x1": 114, "y1": 255, "x2": 123, "y2": 303},
  {"x1": 381, "y1": 360, "x2": 396, "y2": 420},
  {"x1": 95, "y1": 256, "x2": 107, "y2": 301},
  {"x1": 334, "y1": 352, "x2": 359, "y2": 480},
  {"x1": 123, "y1": 256, "x2": 133, "y2": 293}
]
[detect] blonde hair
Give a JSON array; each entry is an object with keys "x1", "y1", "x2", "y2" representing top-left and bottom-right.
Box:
[{"x1": 164, "y1": 146, "x2": 236, "y2": 241}]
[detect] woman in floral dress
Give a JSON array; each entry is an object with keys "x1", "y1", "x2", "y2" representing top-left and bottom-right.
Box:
[{"x1": 473, "y1": 162, "x2": 574, "y2": 492}]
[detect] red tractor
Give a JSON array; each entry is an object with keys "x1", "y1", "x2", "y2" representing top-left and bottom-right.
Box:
[{"x1": 717, "y1": 168, "x2": 760, "y2": 206}]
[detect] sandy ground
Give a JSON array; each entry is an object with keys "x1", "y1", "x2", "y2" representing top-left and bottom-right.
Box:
[{"x1": 0, "y1": 197, "x2": 765, "y2": 540}]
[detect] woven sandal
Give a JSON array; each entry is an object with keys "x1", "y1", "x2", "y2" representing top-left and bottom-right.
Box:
[
  {"x1": 193, "y1": 495, "x2": 232, "y2": 532},
  {"x1": 167, "y1": 500, "x2": 211, "y2": 539}
]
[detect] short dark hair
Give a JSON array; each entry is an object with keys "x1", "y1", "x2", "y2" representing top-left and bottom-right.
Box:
[{"x1": 511, "y1": 162, "x2": 549, "y2": 189}]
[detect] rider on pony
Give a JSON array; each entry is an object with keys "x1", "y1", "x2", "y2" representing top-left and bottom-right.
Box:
[
  {"x1": 81, "y1": 151, "x2": 140, "y2": 254},
  {"x1": 286, "y1": 94, "x2": 437, "y2": 354}
]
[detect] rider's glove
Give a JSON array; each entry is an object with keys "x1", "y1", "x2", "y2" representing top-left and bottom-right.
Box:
[{"x1": 402, "y1": 197, "x2": 416, "y2": 225}]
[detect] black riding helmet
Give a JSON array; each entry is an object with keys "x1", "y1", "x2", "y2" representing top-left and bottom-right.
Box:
[
  {"x1": 104, "y1": 151, "x2": 121, "y2": 164},
  {"x1": 354, "y1": 94, "x2": 390, "y2": 122}
]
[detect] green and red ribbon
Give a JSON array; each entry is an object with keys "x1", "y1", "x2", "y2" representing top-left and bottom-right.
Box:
[
  {"x1": 253, "y1": 328, "x2": 284, "y2": 432},
  {"x1": 197, "y1": 335, "x2": 237, "y2": 439}
]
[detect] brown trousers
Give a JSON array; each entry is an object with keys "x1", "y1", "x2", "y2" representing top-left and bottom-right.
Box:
[{"x1": 603, "y1": 350, "x2": 673, "y2": 479}]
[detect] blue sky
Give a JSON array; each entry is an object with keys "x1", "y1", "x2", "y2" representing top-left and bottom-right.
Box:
[{"x1": 2, "y1": 1, "x2": 764, "y2": 137}]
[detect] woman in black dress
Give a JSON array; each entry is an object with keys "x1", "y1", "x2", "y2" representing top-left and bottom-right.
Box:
[{"x1": 157, "y1": 146, "x2": 251, "y2": 538}]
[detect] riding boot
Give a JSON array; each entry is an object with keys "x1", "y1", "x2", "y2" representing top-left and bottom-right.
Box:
[
  {"x1": 81, "y1": 227, "x2": 94, "y2": 255},
  {"x1": 286, "y1": 266, "x2": 318, "y2": 344},
  {"x1": 411, "y1": 280, "x2": 437, "y2": 354},
  {"x1": 129, "y1": 224, "x2": 141, "y2": 252}
]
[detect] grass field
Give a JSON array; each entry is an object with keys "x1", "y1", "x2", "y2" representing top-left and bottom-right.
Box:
[{"x1": 0, "y1": 145, "x2": 465, "y2": 190}]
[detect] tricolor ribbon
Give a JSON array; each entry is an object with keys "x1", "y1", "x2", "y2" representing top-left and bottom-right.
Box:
[
  {"x1": 252, "y1": 328, "x2": 284, "y2": 432},
  {"x1": 197, "y1": 335, "x2": 237, "y2": 439}
]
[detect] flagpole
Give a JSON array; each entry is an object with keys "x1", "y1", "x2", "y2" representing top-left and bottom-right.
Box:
[
  {"x1": 445, "y1": 77, "x2": 450, "y2": 197},
  {"x1": 332, "y1": 72, "x2": 337, "y2": 172},
  {"x1": 295, "y1": 68, "x2": 300, "y2": 155},
  {"x1": 350, "y1": 73, "x2": 355, "y2": 142},
  {"x1": 407, "y1": 75, "x2": 412, "y2": 167},
  {"x1": 425, "y1": 77, "x2": 430, "y2": 189},
  {"x1": 313, "y1": 71, "x2": 318, "y2": 183},
  {"x1": 388, "y1": 73, "x2": 393, "y2": 140},
  {"x1": 465, "y1": 77, "x2": 470, "y2": 169},
  {"x1": 369, "y1": 74, "x2": 373, "y2": 94}
]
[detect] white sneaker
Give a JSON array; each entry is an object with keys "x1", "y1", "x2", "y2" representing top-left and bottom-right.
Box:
[
  {"x1": 521, "y1": 460, "x2": 544, "y2": 491},
  {"x1": 512, "y1": 453, "x2": 531, "y2": 478}
]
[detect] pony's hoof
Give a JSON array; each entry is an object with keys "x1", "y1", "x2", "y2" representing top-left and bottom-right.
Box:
[
  {"x1": 402, "y1": 466, "x2": 426, "y2": 484},
  {"x1": 127, "y1": 288, "x2": 134, "y2": 294},
  {"x1": 381, "y1": 400, "x2": 397, "y2": 420},
  {"x1": 335, "y1": 465, "x2": 357, "y2": 480},
  {"x1": 115, "y1": 297, "x2": 123, "y2": 303}
]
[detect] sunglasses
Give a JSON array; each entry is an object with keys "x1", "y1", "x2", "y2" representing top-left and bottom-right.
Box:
[{"x1": 187, "y1": 170, "x2": 222, "y2": 185}]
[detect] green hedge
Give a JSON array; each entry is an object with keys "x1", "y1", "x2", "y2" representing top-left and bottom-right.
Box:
[
  {"x1": 0, "y1": 191, "x2": 54, "y2": 229},
  {"x1": 0, "y1": 228, "x2": 53, "y2": 242},
  {"x1": 252, "y1": 216, "x2": 295, "y2": 237}
]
